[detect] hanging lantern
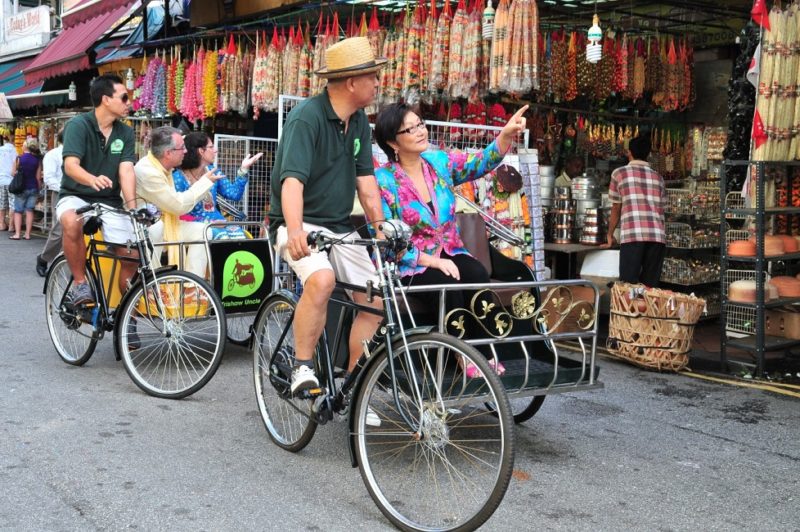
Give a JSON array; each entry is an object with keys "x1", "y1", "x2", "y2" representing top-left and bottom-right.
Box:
[
  {"x1": 482, "y1": 0, "x2": 495, "y2": 41},
  {"x1": 586, "y1": 14, "x2": 602, "y2": 63}
]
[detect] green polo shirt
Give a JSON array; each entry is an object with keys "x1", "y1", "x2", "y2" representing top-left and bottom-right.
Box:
[
  {"x1": 268, "y1": 89, "x2": 374, "y2": 237},
  {"x1": 60, "y1": 110, "x2": 136, "y2": 207}
]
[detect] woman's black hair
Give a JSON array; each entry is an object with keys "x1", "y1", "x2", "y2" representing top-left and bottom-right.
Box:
[
  {"x1": 181, "y1": 131, "x2": 211, "y2": 170},
  {"x1": 374, "y1": 103, "x2": 413, "y2": 163}
]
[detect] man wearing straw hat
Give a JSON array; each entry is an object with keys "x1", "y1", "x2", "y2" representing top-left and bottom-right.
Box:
[{"x1": 268, "y1": 37, "x2": 387, "y2": 402}]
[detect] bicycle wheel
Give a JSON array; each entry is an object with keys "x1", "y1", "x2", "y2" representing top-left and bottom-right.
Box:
[
  {"x1": 44, "y1": 256, "x2": 99, "y2": 366},
  {"x1": 226, "y1": 312, "x2": 254, "y2": 346},
  {"x1": 354, "y1": 332, "x2": 515, "y2": 532},
  {"x1": 252, "y1": 293, "x2": 317, "y2": 452},
  {"x1": 116, "y1": 271, "x2": 226, "y2": 399}
]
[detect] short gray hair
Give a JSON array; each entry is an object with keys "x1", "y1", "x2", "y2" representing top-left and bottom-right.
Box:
[{"x1": 150, "y1": 126, "x2": 182, "y2": 158}]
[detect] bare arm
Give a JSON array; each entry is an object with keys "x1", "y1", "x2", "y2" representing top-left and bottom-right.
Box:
[
  {"x1": 118, "y1": 161, "x2": 136, "y2": 209},
  {"x1": 355, "y1": 174, "x2": 385, "y2": 238},
  {"x1": 606, "y1": 202, "x2": 621, "y2": 247},
  {"x1": 36, "y1": 161, "x2": 42, "y2": 187},
  {"x1": 281, "y1": 177, "x2": 309, "y2": 260}
]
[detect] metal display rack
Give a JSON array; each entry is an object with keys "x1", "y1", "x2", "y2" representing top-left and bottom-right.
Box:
[
  {"x1": 662, "y1": 184, "x2": 721, "y2": 316},
  {"x1": 720, "y1": 160, "x2": 800, "y2": 376}
]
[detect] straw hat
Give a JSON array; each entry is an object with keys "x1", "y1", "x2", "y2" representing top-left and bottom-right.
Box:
[{"x1": 315, "y1": 37, "x2": 388, "y2": 79}]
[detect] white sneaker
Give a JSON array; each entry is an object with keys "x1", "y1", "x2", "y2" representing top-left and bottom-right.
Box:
[
  {"x1": 290, "y1": 365, "x2": 318, "y2": 394},
  {"x1": 366, "y1": 406, "x2": 382, "y2": 427}
]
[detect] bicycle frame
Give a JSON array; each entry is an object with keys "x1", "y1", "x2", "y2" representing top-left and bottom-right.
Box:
[
  {"x1": 51, "y1": 206, "x2": 174, "y2": 351},
  {"x1": 267, "y1": 237, "x2": 431, "y2": 433}
]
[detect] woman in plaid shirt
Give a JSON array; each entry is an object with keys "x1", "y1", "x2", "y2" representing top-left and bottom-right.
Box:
[{"x1": 606, "y1": 135, "x2": 666, "y2": 287}]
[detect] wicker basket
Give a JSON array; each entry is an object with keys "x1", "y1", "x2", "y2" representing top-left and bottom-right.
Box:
[{"x1": 606, "y1": 283, "x2": 706, "y2": 372}]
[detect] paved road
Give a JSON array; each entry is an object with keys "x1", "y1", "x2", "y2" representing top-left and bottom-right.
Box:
[{"x1": 2, "y1": 235, "x2": 799, "y2": 531}]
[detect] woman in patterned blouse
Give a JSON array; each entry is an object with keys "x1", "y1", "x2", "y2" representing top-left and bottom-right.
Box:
[
  {"x1": 373, "y1": 103, "x2": 527, "y2": 374},
  {"x1": 173, "y1": 132, "x2": 262, "y2": 239}
]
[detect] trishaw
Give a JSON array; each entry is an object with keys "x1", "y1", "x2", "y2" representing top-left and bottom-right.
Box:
[{"x1": 246, "y1": 214, "x2": 602, "y2": 531}]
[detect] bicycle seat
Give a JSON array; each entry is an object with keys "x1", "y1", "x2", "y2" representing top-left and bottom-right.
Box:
[{"x1": 82, "y1": 216, "x2": 103, "y2": 235}]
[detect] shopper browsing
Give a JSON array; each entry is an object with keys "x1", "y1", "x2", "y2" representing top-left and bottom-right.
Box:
[{"x1": 605, "y1": 135, "x2": 666, "y2": 286}]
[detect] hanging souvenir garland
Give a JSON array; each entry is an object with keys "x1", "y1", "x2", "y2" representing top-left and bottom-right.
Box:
[{"x1": 431, "y1": 0, "x2": 452, "y2": 92}]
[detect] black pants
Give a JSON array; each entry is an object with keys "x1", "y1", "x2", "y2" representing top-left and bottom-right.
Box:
[
  {"x1": 619, "y1": 242, "x2": 666, "y2": 287},
  {"x1": 402, "y1": 252, "x2": 491, "y2": 312}
]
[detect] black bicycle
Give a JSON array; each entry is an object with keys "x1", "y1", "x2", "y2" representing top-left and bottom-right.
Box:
[
  {"x1": 44, "y1": 202, "x2": 227, "y2": 399},
  {"x1": 252, "y1": 221, "x2": 515, "y2": 531}
]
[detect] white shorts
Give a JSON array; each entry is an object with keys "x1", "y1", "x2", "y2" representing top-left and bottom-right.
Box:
[
  {"x1": 56, "y1": 196, "x2": 135, "y2": 245},
  {"x1": 275, "y1": 223, "x2": 378, "y2": 288}
]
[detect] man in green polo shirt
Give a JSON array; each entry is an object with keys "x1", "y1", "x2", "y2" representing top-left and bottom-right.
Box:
[
  {"x1": 269, "y1": 37, "x2": 387, "y2": 400},
  {"x1": 57, "y1": 74, "x2": 138, "y2": 306}
]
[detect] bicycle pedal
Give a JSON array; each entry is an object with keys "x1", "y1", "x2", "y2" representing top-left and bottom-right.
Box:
[{"x1": 306, "y1": 387, "x2": 324, "y2": 396}]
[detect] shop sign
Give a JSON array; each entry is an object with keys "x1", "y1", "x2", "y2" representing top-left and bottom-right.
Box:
[
  {"x1": 2, "y1": 6, "x2": 51, "y2": 57},
  {"x1": 5, "y1": 6, "x2": 50, "y2": 39}
]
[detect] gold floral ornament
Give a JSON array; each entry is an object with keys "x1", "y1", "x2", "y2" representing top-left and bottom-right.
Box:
[
  {"x1": 511, "y1": 291, "x2": 537, "y2": 319},
  {"x1": 450, "y1": 315, "x2": 466, "y2": 337},
  {"x1": 494, "y1": 314, "x2": 509, "y2": 335}
]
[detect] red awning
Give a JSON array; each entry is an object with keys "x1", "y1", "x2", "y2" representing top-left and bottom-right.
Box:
[
  {"x1": 62, "y1": 0, "x2": 140, "y2": 29},
  {"x1": 23, "y1": 3, "x2": 137, "y2": 85}
]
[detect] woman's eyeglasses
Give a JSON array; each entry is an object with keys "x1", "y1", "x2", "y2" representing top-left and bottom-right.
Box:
[
  {"x1": 397, "y1": 121, "x2": 426, "y2": 135},
  {"x1": 202, "y1": 144, "x2": 216, "y2": 150}
]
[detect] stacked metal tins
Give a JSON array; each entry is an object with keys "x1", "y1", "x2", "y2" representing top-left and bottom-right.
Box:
[
  {"x1": 552, "y1": 186, "x2": 574, "y2": 244},
  {"x1": 539, "y1": 166, "x2": 555, "y2": 207},
  {"x1": 571, "y1": 174, "x2": 601, "y2": 241},
  {"x1": 580, "y1": 208, "x2": 602, "y2": 244}
]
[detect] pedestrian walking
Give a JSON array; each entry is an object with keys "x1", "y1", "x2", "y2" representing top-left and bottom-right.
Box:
[
  {"x1": 9, "y1": 138, "x2": 42, "y2": 241},
  {"x1": 36, "y1": 129, "x2": 64, "y2": 277},
  {"x1": 0, "y1": 132, "x2": 16, "y2": 231}
]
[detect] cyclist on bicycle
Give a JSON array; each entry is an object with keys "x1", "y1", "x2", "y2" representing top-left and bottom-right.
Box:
[
  {"x1": 57, "y1": 75, "x2": 139, "y2": 306},
  {"x1": 268, "y1": 37, "x2": 387, "y2": 394}
]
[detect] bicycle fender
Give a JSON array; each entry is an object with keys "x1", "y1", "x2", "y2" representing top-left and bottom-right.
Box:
[{"x1": 346, "y1": 325, "x2": 435, "y2": 468}]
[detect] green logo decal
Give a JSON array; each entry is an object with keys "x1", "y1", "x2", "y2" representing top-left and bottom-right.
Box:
[
  {"x1": 110, "y1": 139, "x2": 124, "y2": 154},
  {"x1": 353, "y1": 138, "x2": 361, "y2": 158},
  {"x1": 222, "y1": 251, "x2": 264, "y2": 299}
]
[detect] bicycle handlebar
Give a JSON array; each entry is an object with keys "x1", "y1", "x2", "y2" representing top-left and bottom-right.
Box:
[
  {"x1": 76, "y1": 202, "x2": 158, "y2": 226},
  {"x1": 306, "y1": 220, "x2": 413, "y2": 256}
]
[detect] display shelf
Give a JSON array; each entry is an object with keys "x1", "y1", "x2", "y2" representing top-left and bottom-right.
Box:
[
  {"x1": 727, "y1": 335, "x2": 800, "y2": 352},
  {"x1": 661, "y1": 278, "x2": 720, "y2": 287},
  {"x1": 726, "y1": 206, "x2": 800, "y2": 216},
  {"x1": 723, "y1": 251, "x2": 800, "y2": 262},
  {"x1": 665, "y1": 221, "x2": 720, "y2": 249},
  {"x1": 720, "y1": 160, "x2": 800, "y2": 377},
  {"x1": 726, "y1": 297, "x2": 800, "y2": 309}
]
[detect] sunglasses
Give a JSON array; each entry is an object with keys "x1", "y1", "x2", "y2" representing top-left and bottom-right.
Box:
[
  {"x1": 111, "y1": 93, "x2": 130, "y2": 103},
  {"x1": 397, "y1": 121, "x2": 426, "y2": 136}
]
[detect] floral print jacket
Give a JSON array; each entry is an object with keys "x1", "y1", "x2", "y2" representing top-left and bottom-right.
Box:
[
  {"x1": 172, "y1": 165, "x2": 248, "y2": 223},
  {"x1": 374, "y1": 140, "x2": 506, "y2": 277}
]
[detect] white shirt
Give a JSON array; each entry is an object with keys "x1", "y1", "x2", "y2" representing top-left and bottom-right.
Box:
[
  {"x1": 42, "y1": 145, "x2": 63, "y2": 191},
  {"x1": 0, "y1": 143, "x2": 16, "y2": 186}
]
